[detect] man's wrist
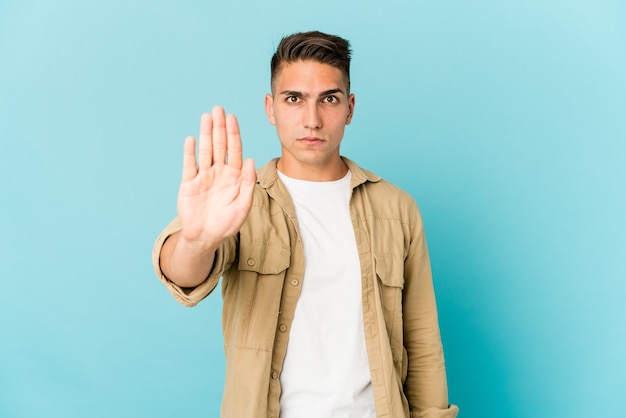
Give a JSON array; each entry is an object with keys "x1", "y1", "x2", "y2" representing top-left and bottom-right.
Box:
[{"x1": 175, "y1": 232, "x2": 221, "y2": 257}]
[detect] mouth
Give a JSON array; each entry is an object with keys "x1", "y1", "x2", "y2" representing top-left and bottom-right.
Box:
[{"x1": 298, "y1": 136, "x2": 325, "y2": 145}]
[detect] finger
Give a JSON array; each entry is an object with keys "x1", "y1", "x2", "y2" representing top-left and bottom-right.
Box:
[
  {"x1": 212, "y1": 106, "x2": 227, "y2": 167},
  {"x1": 226, "y1": 113, "x2": 243, "y2": 169},
  {"x1": 197, "y1": 112, "x2": 213, "y2": 171},
  {"x1": 182, "y1": 136, "x2": 197, "y2": 181}
]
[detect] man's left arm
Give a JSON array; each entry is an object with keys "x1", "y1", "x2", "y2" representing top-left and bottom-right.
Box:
[{"x1": 403, "y1": 207, "x2": 459, "y2": 418}]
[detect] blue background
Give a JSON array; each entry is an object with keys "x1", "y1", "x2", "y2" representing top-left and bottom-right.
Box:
[{"x1": 1, "y1": 0, "x2": 625, "y2": 417}]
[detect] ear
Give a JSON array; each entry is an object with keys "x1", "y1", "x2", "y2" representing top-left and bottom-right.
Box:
[
  {"x1": 345, "y1": 93, "x2": 355, "y2": 125},
  {"x1": 265, "y1": 94, "x2": 276, "y2": 125}
]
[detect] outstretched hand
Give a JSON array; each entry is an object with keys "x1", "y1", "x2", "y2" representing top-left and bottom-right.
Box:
[{"x1": 177, "y1": 106, "x2": 256, "y2": 251}]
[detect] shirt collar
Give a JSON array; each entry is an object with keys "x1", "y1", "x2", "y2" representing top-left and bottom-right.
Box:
[{"x1": 256, "y1": 157, "x2": 381, "y2": 191}]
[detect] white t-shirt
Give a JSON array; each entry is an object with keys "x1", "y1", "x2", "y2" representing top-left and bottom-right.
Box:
[{"x1": 277, "y1": 170, "x2": 375, "y2": 418}]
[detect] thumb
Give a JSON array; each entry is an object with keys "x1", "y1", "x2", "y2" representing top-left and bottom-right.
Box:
[{"x1": 237, "y1": 158, "x2": 256, "y2": 211}]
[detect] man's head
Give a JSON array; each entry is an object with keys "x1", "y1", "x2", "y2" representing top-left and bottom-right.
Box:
[
  {"x1": 270, "y1": 31, "x2": 352, "y2": 93},
  {"x1": 265, "y1": 31, "x2": 355, "y2": 181}
]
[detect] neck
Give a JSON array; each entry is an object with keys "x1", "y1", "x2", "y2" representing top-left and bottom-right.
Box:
[{"x1": 277, "y1": 157, "x2": 348, "y2": 182}]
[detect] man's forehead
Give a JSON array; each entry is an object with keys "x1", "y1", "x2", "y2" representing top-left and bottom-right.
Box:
[{"x1": 271, "y1": 60, "x2": 349, "y2": 92}]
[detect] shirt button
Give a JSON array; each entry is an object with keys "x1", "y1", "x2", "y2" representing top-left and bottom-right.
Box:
[
  {"x1": 271, "y1": 371, "x2": 278, "y2": 380},
  {"x1": 279, "y1": 324, "x2": 287, "y2": 332},
  {"x1": 291, "y1": 279, "x2": 299, "y2": 286},
  {"x1": 247, "y1": 258, "x2": 255, "y2": 266}
]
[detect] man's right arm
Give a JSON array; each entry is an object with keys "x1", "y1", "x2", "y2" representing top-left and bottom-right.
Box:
[
  {"x1": 157, "y1": 106, "x2": 256, "y2": 292},
  {"x1": 159, "y1": 231, "x2": 217, "y2": 288}
]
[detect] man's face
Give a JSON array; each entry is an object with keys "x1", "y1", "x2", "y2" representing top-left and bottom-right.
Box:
[{"x1": 265, "y1": 60, "x2": 355, "y2": 180}]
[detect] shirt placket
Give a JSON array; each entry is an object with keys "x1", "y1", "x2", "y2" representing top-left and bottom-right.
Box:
[{"x1": 263, "y1": 180, "x2": 306, "y2": 418}]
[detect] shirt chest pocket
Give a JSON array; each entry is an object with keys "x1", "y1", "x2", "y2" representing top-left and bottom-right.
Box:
[
  {"x1": 222, "y1": 239, "x2": 291, "y2": 350},
  {"x1": 374, "y1": 255, "x2": 405, "y2": 365}
]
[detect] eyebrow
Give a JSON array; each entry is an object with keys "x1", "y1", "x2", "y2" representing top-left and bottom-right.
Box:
[{"x1": 279, "y1": 88, "x2": 346, "y2": 98}]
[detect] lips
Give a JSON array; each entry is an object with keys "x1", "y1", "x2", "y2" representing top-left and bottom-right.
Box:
[{"x1": 298, "y1": 136, "x2": 324, "y2": 145}]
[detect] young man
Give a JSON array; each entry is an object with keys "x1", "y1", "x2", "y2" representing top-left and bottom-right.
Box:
[{"x1": 153, "y1": 31, "x2": 458, "y2": 418}]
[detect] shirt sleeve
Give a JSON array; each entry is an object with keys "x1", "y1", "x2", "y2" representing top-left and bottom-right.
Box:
[
  {"x1": 151, "y1": 217, "x2": 238, "y2": 307},
  {"x1": 403, "y1": 207, "x2": 459, "y2": 417}
]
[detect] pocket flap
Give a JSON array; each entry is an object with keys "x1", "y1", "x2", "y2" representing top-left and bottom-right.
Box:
[
  {"x1": 238, "y1": 239, "x2": 290, "y2": 274},
  {"x1": 374, "y1": 255, "x2": 405, "y2": 288}
]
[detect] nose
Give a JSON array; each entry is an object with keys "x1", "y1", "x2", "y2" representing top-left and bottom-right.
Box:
[{"x1": 303, "y1": 102, "x2": 322, "y2": 129}]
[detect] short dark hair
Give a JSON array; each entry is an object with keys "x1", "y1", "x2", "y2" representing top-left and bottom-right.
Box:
[{"x1": 270, "y1": 31, "x2": 352, "y2": 91}]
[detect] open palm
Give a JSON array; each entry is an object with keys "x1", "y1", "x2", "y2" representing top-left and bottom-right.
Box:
[{"x1": 177, "y1": 106, "x2": 256, "y2": 250}]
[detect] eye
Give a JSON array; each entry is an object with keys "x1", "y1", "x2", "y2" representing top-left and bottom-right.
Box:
[
  {"x1": 322, "y1": 95, "x2": 338, "y2": 104},
  {"x1": 286, "y1": 96, "x2": 300, "y2": 103}
]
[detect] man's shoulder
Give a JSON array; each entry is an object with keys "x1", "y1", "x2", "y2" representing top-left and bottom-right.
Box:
[
  {"x1": 348, "y1": 160, "x2": 416, "y2": 206},
  {"x1": 362, "y1": 176, "x2": 418, "y2": 210}
]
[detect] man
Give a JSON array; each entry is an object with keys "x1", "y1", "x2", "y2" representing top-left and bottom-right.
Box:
[{"x1": 153, "y1": 31, "x2": 458, "y2": 418}]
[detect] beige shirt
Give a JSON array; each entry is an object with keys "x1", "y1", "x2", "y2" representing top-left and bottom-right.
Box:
[{"x1": 153, "y1": 158, "x2": 459, "y2": 418}]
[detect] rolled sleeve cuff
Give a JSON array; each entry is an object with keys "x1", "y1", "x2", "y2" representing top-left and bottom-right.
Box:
[
  {"x1": 151, "y1": 217, "x2": 228, "y2": 307},
  {"x1": 410, "y1": 405, "x2": 459, "y2": 418}
]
